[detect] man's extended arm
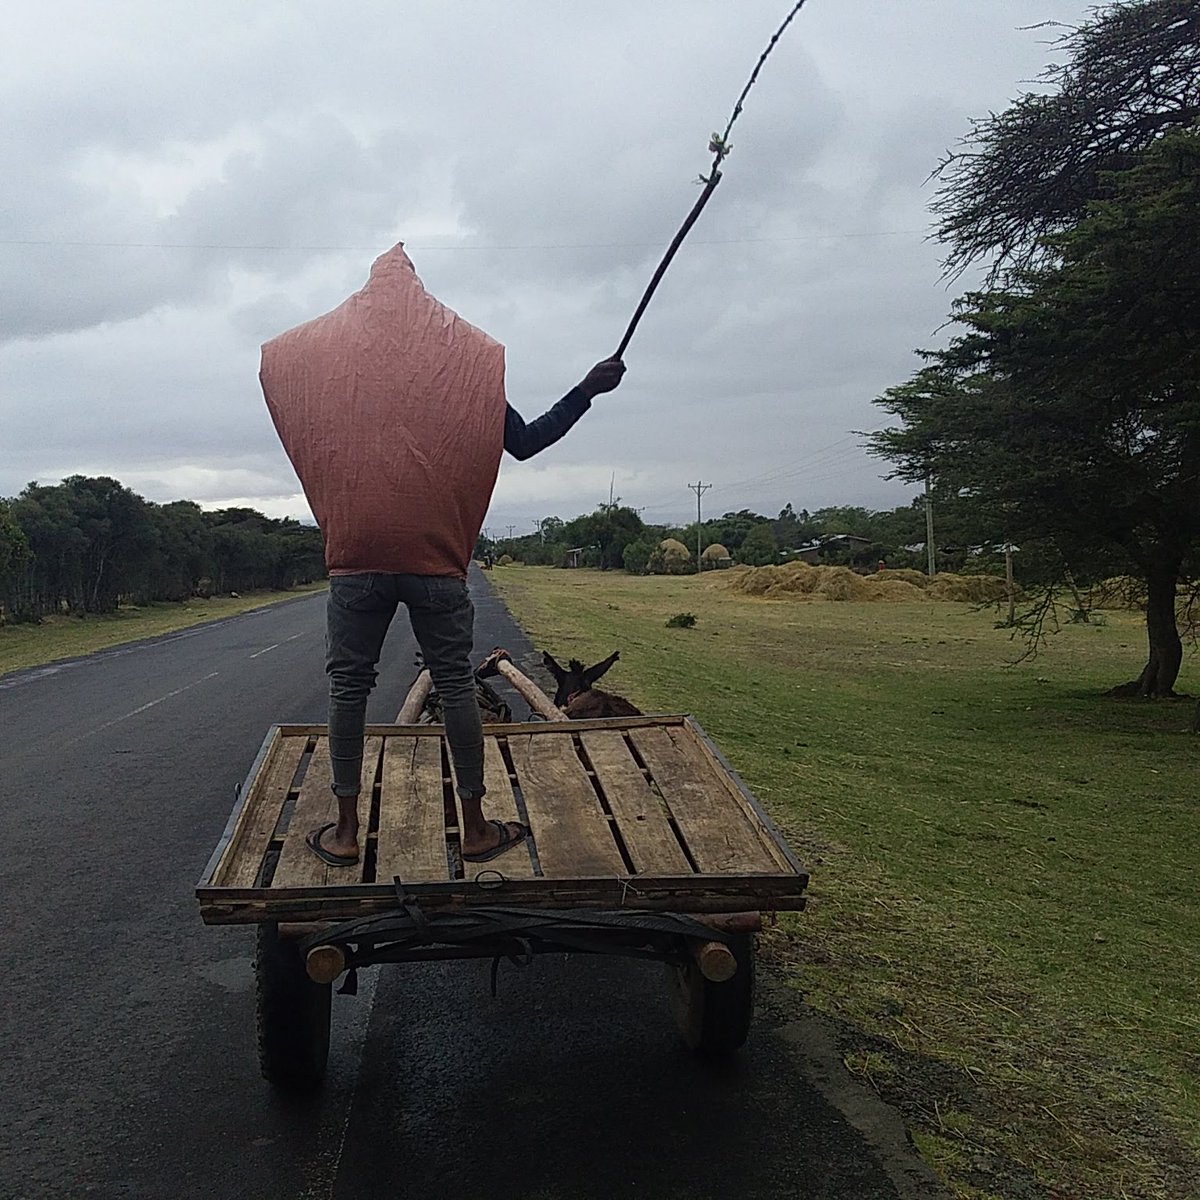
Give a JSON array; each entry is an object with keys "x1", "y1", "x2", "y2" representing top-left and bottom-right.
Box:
[{"x1": 504, "y1": 359, "x2": 626, "y2": 462}]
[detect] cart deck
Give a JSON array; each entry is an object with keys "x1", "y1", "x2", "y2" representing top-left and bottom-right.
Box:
[{"x1": 197, "y1": 715, "x2": 807, "y2": 924}]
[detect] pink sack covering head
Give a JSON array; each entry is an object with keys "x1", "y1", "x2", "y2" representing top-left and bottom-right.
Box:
[{"x1": 260, "y1": 244, "x2": 507, "y2": 578}]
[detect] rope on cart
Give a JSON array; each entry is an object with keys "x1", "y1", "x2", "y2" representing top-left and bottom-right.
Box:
[{"x1": 302, "y1": 901, "x2": 741, "y2": 995}]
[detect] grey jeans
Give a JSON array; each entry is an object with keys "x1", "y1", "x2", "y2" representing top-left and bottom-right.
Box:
[{"x1": 325, "y1": 573, "x2": 484, "y2": 799}]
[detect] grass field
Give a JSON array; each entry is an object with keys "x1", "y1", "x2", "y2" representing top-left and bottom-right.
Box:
[
  {"x1": 490, "y1": 566, "x2": 1200, "y2": 1200},
  {"x1": 0, "y1": 583, "x2": 327, "y2": 677}
]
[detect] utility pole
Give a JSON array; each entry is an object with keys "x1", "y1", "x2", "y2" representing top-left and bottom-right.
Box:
[
  {"x1": 688, "y1": 481, "x2": 712, "y2": 574},
  {"x1": 923, "y1": 475, "x2": 937, "y2": 577},
  {"x1": 1004, "y1": 542, "x2": 1016, "y2": 626},
  {"x1": 609, "y1": 473, "x2": 615, "y2": 510}
]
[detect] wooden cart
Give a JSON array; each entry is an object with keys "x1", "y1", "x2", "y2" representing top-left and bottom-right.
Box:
[{"x1": 197, "y1": 714, "x2": 808, "y2": 1091}]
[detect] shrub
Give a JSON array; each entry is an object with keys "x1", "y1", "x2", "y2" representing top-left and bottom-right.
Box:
[
  {"x1": 622, "y1": 538, "x2": 655, "y2": 575},
  {"x1": 665, "y1": 611, "x2": 697, "y2": 628}
]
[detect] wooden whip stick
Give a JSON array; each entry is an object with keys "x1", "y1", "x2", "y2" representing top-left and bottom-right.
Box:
[{"x1": 612, "y1": 0, "x2": 810, "y2": 361}]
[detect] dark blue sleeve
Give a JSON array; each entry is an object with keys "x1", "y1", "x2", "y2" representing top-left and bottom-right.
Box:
[{"x1": 504, "y1": 387, "x2": 592, "y2": 461}]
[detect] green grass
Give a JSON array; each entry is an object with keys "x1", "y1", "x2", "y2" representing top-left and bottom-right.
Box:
[
  {"x1": 491, "y1": 566, "x2": 1200, "y2": 1200},
  {"x1": 0, "y1": 583, "x2": 328, "y2": 676}
]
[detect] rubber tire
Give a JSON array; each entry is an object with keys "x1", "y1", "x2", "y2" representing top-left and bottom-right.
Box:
[
  {"x1": 255, "y1": 923, "x2": 332, "y2": 1092},
  {"x1": 667, "y1": 932, "x2": 755, "y2": 1057}
]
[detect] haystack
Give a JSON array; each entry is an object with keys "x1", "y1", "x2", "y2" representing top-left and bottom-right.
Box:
[
  {"x1": 878, "y1": 567, "x2": 929, "y2": 588},
  {"x1": 926, "y1": 573, "x2": 1008, "y2": 603},
  {"x1": 648, "y1": 538, "x2": 693, "y2": 575},
  {"x1": 814, "y1": 567, "x2": 870, "y2": 601},
  {"x1": 720, "y1": 562, "x2": 1009, "y2": 604},
  {"x1": 721, "y1": 560, "x2": 821, "y2": 596},
  {"x1": 863, "y1": 576, "x2": 930, "y2": 602}
]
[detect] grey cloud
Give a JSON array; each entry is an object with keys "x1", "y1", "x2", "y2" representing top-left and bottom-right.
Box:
[{"x1": 2, "y1": 0, "x2": 1096, "y2": 523}]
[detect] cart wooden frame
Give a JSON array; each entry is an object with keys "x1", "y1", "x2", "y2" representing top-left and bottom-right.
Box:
[{"x1": 196, "y1": 714, "x2": 808, "y2": 1090}]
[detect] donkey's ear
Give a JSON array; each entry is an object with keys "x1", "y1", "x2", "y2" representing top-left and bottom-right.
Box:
[
  {"x1": 542, "y1": 651, "x2": 566, "y2": 682},
  {"x1": 583, "y1": 650, "x2": 620, "y2": 686}
]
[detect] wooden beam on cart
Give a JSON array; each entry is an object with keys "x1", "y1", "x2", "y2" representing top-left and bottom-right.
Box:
[
  {"x1": 396, "y1": 668, "x2": 433, "y2": 723},
  {"x1": 476, "y1": 647, "x2": 566, "y2": 721}
]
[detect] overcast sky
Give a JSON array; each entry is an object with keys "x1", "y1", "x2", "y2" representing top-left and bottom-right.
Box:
[{"x1": 1, "y1": 0, "x2": 1095, "y2": 535}]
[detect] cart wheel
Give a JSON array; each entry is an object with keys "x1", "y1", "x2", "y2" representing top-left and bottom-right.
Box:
[
  {"x1": 255, "y1": 923, "x2": 332, "y2": 1092},
  {"x1": 667, "y1": 932, "x2": 755, "y2": 1057}
]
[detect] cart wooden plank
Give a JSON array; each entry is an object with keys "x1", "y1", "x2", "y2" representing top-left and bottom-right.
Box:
[
  {"x1": 579, "y1": 730, "x2": 692, "y2": 876},
  {"x1": 460, "y1": 735, "x2": 537, "y2": 881},
  {"x1": 434, "y1": 735, "x2": 539, "y2": 881},
  {"x1": 272, "y1": 737, "x2": 381, "y2": 888},
  {"x1": 215, "y1": 731, "x2": 309, "y2": 888},
  {"x1": 506, "y1": 732, "x2": 626, "y2": 877},
  {"x1": 375, "y1": 736, "x2": 452, "y2": 885},
  {"x1": 677, "y1": 720, "x2": 797, "y2": 872},
  {"x1": 628, "y1": 726, "x2": 778, "y2": 875}
]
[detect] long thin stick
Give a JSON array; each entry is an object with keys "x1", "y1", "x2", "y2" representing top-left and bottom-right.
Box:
[
  {"x1": 614, "y1": 176, "x2": 720, "y2": 359},
  {"x1": 612, "y1": 0, "x2": 810, "y2": 360}
]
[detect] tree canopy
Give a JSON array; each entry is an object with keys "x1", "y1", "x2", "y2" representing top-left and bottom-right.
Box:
[
  {"x1": 876, "y1": 127, "x2": 1200, "y2": 693},
  {"x1": 932, "y1": 0, "x2": 1200, "y2": 278},
  {"x1": 1, "y1": 477, "x2": 325, "y2": 623}
]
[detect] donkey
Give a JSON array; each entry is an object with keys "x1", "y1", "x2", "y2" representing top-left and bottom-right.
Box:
[{"x1": 542, "y1": 650, "x2": 643, "y2": 719}]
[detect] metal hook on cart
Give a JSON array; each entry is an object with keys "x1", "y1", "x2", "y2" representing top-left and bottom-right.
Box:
[
  {"x1": 392, "y1": 877, "x2": 431, "y2": 937},
  {"x1": 489, "y1": 936, "x2": 534, "y2": 999}
]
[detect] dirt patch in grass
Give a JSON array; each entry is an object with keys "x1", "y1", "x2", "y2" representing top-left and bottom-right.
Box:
[
  {"x1": 492, "y1": 568, "x2": 1200, "y2": 1200},
  {"x1": 0, "y1": 583, "x2": 328, "y2": 676}
]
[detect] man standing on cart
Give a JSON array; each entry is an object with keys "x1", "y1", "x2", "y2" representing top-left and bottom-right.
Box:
[{"x1": 260, "y1": 244, "x2": 624, "y2": 869}]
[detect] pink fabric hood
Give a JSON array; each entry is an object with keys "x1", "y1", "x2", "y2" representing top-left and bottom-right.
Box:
[{"x1": 260, "y1": 243, "x2": 507, "y2": 577}]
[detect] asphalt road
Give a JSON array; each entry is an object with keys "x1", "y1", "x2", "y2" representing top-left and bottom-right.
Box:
[{"x1": 0, "y1": 571, "x2": 942, "y2": 1200}]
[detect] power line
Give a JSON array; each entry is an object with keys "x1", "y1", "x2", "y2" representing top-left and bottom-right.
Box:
[
  {"x1": 635, "y1": 439, "x2": 865, "y2": 517},
  {"x1": 631, "y1": 439, "x2": 891, "y2": 520},
  {"x1": 0, "y1": 229, "x2": 924, "y2": 253},
  {"x1": 719, "y1": 434, "x2": 861, "y2": 487}
]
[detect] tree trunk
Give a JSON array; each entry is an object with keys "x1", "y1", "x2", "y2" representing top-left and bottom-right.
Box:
[
  {"x1": 1063, "y1": 566, "x2": 1090, "y2": 623},
  {"x1": 1108, "y1": 561, "x2": 1182, "y2": 697}
]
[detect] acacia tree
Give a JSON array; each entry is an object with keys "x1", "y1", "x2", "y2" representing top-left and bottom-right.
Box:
[
  {"x1": 875, "y1": 130, "x2": 1200, "y2": 695},
  {"x1": 932, "y1": 0, "x2": 1200, "y2": 279}
]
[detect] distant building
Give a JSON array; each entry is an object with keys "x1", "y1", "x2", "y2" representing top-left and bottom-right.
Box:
[{"x1": 785, "y1": 534, "x2": 874, "y2": 565}]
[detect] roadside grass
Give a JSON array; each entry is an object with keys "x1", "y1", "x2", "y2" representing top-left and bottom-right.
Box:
[
  {"x1": 491, "y1": 566, "x2": 1200, "y2": 1200},
  {"x1": 0, "y1": 582, "x2": 328, "y2": 677}
]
